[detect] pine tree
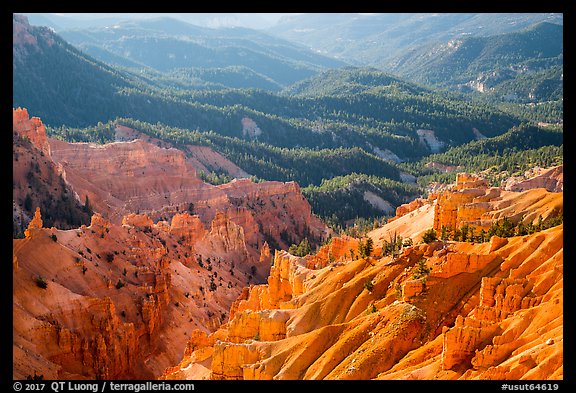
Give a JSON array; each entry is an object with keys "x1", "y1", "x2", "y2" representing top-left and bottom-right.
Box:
[
  {"x1": 422, "y1": 228, "x2": 437, "y2": 243},
  {"x1": 24, "y1": 193, "x2": 33, "y2": 211},
  {"x1": 440, "y1": 225, "x2": 448, "y2": 241},
  {"x1": 358, "y1": 237, "x2": 374, "y2": 258},
  {"x1": 365, "y1": 237, "x2": 374, "y2": 257},
  {"x1": 83, "y1": 195, "x2": 92, "y2": 214}
]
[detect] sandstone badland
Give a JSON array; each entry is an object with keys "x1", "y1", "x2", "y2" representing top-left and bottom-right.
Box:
[
  {"x1": 161, "y1": 172, "x2": 563, "y2": 380},
  {"x1": 13, "y1": 109, "x2": 563, "y2": 381},
  {"x1": 13, "y1": 110, "x2": 330, "y2": 379}
]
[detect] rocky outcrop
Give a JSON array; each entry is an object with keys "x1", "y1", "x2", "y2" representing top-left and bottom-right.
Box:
[
  {"x1": 305, "y1": 235, "x2": 360, "y2": 269},
  {"x1": 417, "y1": 129, "x2": 445, "y2": 153},
  {"x1": 503, "y1": 165, "x2": 563, "y2": 193},
  {"x1": 433, "y1": 174, "x2": 488, "y2": 231},
  {"x1": 433, "y1": 172, "x2": 563, "y2": 232},
  {"x1": 13, "y1": 108, "x2": 92, "y2": 233},
  {"x1": 441, "y1": 315, "x2": 500, "y2": 370},
  {"x1": 230, "y1": 250, "x2": 314, "y2": 317},
  {"x1": 455, "y1": 173, "x2": 488, "y2": 190},
  {"x1": 186, "y1": 145, "x2": 251, "y2": 179},
  {"x1": 226, "y1": 309, "x2": 290, "y2": 343},
  {"x1": 258, "y1": 242, "x2": 272, "y2": 266},
  {"x1": 122, "y1": 213, "x2": 154, "y2": 228},
  {"x1": 211, "y1": 341, "x2": 262, "y2": 380},
  {"x1": 389, "y1": 197, "x2": 431, "y2": 223},
  {"x1": 13, "y1": 111, "x2": 332, "y2": 379},
  {"x1": 431, "y1": 251, "x2": 500, "y2": 279},
  {"x1": 169, "y1": 212, "x2": 205, "y2": 244},
  {"x1": 13, "y1": 108, "x2": 51, "y2": 156},
  {"x1": 13, "y1": 15, "x2": 37, "y2": 46},
  {"x1": 241, "y1": 117, "x2": 262, "y2": 139},
  {"x1": 161, "y1": 179, "x2": 562, "y2": 380},
  {"x1": 24, "y1": 207, "x2": 43, "y2": 238}
]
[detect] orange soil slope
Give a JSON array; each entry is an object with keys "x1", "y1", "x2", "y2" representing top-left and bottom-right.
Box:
[
  {"x1": 162, "y1": 188, "x2": 563, "y2": 380},
  {"x1": 13, "y1": 209, "x2": 271, "y2": 379}
]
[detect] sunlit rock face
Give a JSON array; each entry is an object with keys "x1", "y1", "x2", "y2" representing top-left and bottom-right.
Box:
[{"x1": 161, "y1": 173, "x2": 563, "y2": 381}]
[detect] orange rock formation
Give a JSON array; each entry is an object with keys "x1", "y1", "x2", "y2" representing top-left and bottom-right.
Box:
[
  {"x1": 24, "y1": 207, "x2": 43, "y2": 238},
  {"x1": 433, "y1": 173, "x2": 563, "y2": 233},
  {"x1": 13, "y1": 110, "x2": 331, "y2": 380},
  {"x1": 48, "y1": 135, "x2": 328, "y2": 267},
  {"x1": 161, "y1": 177, "x2": 563, "y2": 381},
  {"x1": 13, "y1": 108, "x2": 51, "y2": 156},
  {"x1": 13, "y1": 207, "x2": 276, "y2": 379},
  {"x1": 13, "y1": 108, "x2": 92, "y2": 233},
  {"x1": 503, "y1": 165, "x2": 563, "y2": 193}
]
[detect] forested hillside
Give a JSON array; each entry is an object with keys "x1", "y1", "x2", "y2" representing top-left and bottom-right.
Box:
[
  {"x1": 268, "y1": 13, "x2": 562, "y2": 67},
  {"x1": 14, "y1": 14, "x2": 563, "y2": 228},
  {"x1": 57, "y1": 17, "x2": 346, "y2": 89},
  {"x1": 401, "y1": 123, "x2": 563, "y2": 187},
  {"x1": 386, "y1": 22, "x2": 563, "y2": 101}
]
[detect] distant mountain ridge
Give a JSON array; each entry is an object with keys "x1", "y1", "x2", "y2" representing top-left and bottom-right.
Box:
[
  {"x1": 385, "y1": 22, "x2": 563, "y2": 102},
  {"x1": 268, "y1": 13, "x2": 563, "y2": 67},
  {"x1": 55, "y1": 16, "x2": 347, "y2": 88}
]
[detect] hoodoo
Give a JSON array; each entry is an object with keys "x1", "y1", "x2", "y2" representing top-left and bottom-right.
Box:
[
  {"x1": 161, "y1": 172, "x2": 563, "y2": 380},
  {"x1": 12, "y1": 110, "x2": 330, "y2": 379},
  {"x1": 12, "y1": 11, "x2": 564, "y2": 381}
]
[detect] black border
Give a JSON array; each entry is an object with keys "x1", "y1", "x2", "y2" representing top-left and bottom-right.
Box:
[{"x1": 5, "y1": 2, "x2": 573, "y2": 391}]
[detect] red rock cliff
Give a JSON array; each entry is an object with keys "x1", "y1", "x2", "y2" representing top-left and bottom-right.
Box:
[
  {"x1": 12, "y1": 208, "x2": 273, "y2": 379},
  {"x1": 161, "y1": 181, "x2": 563, "y2": 381},
  {"x1": 433, "y1": 172, "x2": 563, "y2": 233},
  {"x1": 14, "y1": 108, "x2": 51, "y2": 156}
]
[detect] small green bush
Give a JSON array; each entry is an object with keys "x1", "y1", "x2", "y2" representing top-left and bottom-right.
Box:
[
  {"x1": 364, "y1": 279, "x2": 374, "y2": 292},
  {"x1": 365, "y1": 303, "x2": 377, "y2": 315},
  {"x1": 421, "y1": 228, "x2": 437, "y2": 243},
  {"x1": 34, "y1": 275, "x2": 48, "y2": 289},
  {"x1": 413, "y1": 259, "x2": 431, "y2": 280}
]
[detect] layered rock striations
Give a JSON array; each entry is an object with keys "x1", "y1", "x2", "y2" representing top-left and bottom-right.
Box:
[
  {"x1": 114, "y1": 124, "x2": 250, "y2": 179},
  {"x1": 13, "y1": 108, "x2": 92, "y2": 234},
  {"x1": 13, "y1": 107, "x2": 51, "y2": 156},
  {"x1": 502, "y1": 165, "x2": 563, "y2": 193},
  {"x1": 161, "y1": 178, "x2": 562, "y2": 381},
  {"x1": 13, "y1": 207, "x2": 271, "y2": 379},
  {"x1": 48, "y1": 134, "x2": 328, "y2": 268},
  {"x1": 433, "y1": 172, "x2": 563, "y2": 233}
]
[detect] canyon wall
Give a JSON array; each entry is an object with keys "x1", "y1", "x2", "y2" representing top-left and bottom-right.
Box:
[
  {"x1": 433, "y1": 172, "x2": 563, "y2": 232},
  {"x1": 13, "y1": 108, "x2": 92, "y2": 233},
  {"x1": 13, "y1": 206, "x2": 272, "y2": 379},
  {"x1": 161, "y1": 179, "x2": 563, "y2": 380},
  {"x1": 48, "y1": 133, "x2": 328, "y2": 267}
]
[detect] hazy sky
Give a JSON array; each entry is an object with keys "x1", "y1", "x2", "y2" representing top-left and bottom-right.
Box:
[{"x1": 27, "y1": 13, "x2": 303, "y2": 30}]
